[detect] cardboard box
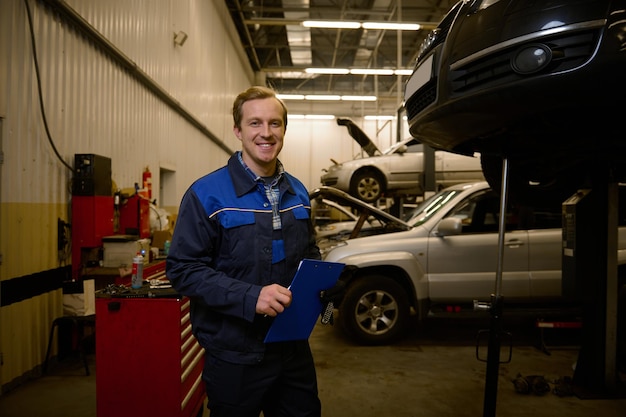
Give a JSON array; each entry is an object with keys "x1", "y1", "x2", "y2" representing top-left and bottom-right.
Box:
[
  {"x1": 63, "y1": 279, "x2": 95, "y2": 316},
  {"x1": 151, "y1": 230, "x2": 172, "y2": 251},
  {"x1": 168, "y1": 213, "x2": 177, "y2": 233}
]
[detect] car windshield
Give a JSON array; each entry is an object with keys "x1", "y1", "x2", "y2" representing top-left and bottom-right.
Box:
[
  {"x1": 403, "y1": 189, "x2": 461, "y2": 226},
  {"x1": 382, "y1": 139, "x2": 420, "y2": 155}
]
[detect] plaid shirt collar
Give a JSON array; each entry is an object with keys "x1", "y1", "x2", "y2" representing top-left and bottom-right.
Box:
[
  {"x1": 237, "y1": 151, "x2": 284, "y2": 230},
  {"x1": 237, "y1": 151, "x2": 284, "y2": 185}
]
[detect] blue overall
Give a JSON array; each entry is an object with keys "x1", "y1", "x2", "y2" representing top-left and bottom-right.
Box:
[{"x1": 167, "y1": 152, "x2": 322, "y2": 416}]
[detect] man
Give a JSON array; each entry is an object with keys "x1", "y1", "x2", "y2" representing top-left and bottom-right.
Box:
[{"x1": 166, "y1": 86, "x2": 322, "y2": 417}]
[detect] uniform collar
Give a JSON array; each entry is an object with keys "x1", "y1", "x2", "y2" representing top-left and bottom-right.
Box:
[{"x1": 228, "y1": 152, "x2": 293, "y2": 197}]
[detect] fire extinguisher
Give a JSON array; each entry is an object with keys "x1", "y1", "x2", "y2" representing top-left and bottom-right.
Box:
[{"x1": 143, "y1": 166, "x2": 152, "y2": 199}]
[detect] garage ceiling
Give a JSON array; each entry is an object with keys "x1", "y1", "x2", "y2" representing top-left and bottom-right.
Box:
[{"x1": 224, "y1": 0, "x2": 456, "y2": 117}]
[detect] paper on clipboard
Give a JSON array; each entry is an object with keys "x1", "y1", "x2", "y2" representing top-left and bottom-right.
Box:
[{"x1": 264, "y1": 259, "x2": 345, "y2": 343}]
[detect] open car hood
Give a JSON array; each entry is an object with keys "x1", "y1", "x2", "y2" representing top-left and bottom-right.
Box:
[
  {"x1": 337, "y1": 118, "x2": 382, "y2": 157},
  {"x1": 310, "y1": 186, "x2": 410, "y2": 226},
  {"x1": 309, "y1": 186, "x2": 412, "y2": 256}
]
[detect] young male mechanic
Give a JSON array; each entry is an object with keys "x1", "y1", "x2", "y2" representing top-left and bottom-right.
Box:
[{"x1": 167, "y1": 86, "x2": 323, "y2": 417}]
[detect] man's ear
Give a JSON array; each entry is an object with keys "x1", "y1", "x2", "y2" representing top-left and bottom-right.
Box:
[{"x1": 233, "y1": 126, "x2": 242, "y2": 140}]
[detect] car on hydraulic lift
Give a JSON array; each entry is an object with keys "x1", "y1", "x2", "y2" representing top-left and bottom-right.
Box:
[
  {"x1": 403, "y1": 0, "x2": 626, "y2": 206},
  {"x1": 320, "y1": 118, "x2": 484, "y2": 203}
]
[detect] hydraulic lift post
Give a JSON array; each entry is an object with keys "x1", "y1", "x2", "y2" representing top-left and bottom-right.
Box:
[{"x1": 480, "y1": 157, "x2": 511, "y2": 417}]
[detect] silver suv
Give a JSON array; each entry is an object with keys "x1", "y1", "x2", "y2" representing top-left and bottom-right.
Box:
[{"x1": 321, "y1": 182, "x2": 626, "y2": 345}]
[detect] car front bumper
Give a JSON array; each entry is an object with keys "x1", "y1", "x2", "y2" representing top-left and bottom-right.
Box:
[{"x1": 404, "y1": 0, "x2": 626, "y2": 157}]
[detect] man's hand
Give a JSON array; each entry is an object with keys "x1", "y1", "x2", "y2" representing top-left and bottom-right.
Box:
[{"x1": 256, "y1": 284, "x2": 292, "y2": 317}]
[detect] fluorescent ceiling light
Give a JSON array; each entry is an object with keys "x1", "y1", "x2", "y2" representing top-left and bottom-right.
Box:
[
  {"x1": 341, "y1": 95, "x2": 377, "y2": 101},
  {"x1": 277, "y1": 94, "x2": 306, "y2": 100},
  {"x1": 290, "y1": 114, "x2": 336, "y2": 120},
  {"x1": 362, "y1": 22, "x2": 421, "y2": 31},
  {"x1": 302, "y1": 20, "x2": 361, "y2": 29},
  {"x1": 291, "y1": 114, "x2": 399, "y2": 120},
  {"x1": 364, "y1": 115, "x2": 396, "y2": 121},
  {"x1": 302, "y1": 21, "x2": 421, "y2": 31},
  {"x1": 278, "y1": 94, "x2": 377, "y2": 102},
  {"x1": 305, "y1": 68, "x2": 350, "y2": 75},
  {"x1": 267, "y1": 71, "x2": 315, "y2": 79},
  {"x1": 350, "y1": 68, "x2": 394, "y2": 76},
  {"x1": 304, "y1": 95, "x2": 341, "y2": 101},
  {"x1": 304, "y1": 68, "x2": 412, "y2": 76}
]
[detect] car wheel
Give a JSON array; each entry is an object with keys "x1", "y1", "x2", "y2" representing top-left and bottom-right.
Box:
[
  {"x1": 339, "y1": 275, "x2": 410, "y2": 345},
  {"x1": 350, "y1": 170, "x2": 384, "y2": 203}
]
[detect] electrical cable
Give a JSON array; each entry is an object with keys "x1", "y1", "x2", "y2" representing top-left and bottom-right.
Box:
[
  {"x1": 149, "y1": 204, "x2": 164, "y2": 230},
  {"x1": 23, "y1": 0, "x2": 74, "y2": 173},
  {"x1": 57, "y1": 221, "x2": 72, "y2": 265}
]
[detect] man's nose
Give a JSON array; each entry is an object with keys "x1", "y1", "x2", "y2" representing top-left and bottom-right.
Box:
[{"x1": 260, "y1": 123, "x2": 272, "y2": 136}]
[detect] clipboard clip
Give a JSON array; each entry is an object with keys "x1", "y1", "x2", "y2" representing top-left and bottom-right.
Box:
[
  {"x1": 320, "y1": 299, "x2": 334, "y2": 325},
  {"x1": 319, "y1": 278, "x2": 348, "y2": 325}
]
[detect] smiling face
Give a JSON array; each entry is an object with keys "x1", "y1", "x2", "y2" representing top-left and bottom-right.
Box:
[{"x1": 233, "y1": 97, "x2": 286, "y2": 177}]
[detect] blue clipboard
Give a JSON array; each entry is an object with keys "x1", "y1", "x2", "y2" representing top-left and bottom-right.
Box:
[{"x1": 264, "y1": 259, "x2": 345, "y2": 343}]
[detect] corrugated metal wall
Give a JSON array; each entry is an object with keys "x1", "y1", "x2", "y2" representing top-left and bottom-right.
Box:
[
  {"x1": 0, "y1": 0, "x2": 252, "y2": 389},
  {"x1": 0, "y1": 0, "x2": 402, "y2": 391}
]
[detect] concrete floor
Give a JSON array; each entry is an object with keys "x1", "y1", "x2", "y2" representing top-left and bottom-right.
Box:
[{"x1": 1, "y1": 314, "x2": 625, "y2": 417}]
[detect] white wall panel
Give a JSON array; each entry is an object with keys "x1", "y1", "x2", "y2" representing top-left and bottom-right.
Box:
[
  {"x1": 13, "y1": 0, "x2": 248, "y2": 202},
  {"x1": 0, "y1": 0, "x2": 255, "y2": 387}
]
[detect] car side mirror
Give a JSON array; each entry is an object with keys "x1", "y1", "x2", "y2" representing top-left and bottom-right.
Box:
[
  {"x1": 436, "y1": 217, "x2": 463, "y2": 236},
  {"x1": 396, "y1": 144, "x2": 408, "y2": 154}
]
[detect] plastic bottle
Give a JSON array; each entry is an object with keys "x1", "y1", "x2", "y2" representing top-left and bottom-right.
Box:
[{"x1": 131, "y1": 252, "x2": 144, "y2": 289}]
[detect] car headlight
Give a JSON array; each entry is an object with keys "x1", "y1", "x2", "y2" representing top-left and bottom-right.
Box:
[
  {"x1": 319, "y1": 225, "x2": 337, "y2": 232},
  {"x1": 511, "y1": 44, "x2": 552, "y2": 74},
  {"x1": 318, "y1": 240, "x2": 348, "y2": 258}
]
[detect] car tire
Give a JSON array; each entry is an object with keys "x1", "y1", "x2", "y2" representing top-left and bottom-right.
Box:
[
  {"x1": 339, "y1": 274, "x2": 409, "y2": 345},
  {"x1": 350, "y1": 170, "x2": 384, "y2": 203}
]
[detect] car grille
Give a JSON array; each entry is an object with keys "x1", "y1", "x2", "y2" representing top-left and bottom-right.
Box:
[
  {"x1": 321, "y1": 178, "x2": 338, "y2": 187},
  {"x1": 450, "y1": 29, "x2": 600, "y2": 94},
  {"x1": 405, "y1": 1, "x2": 463, "y2": 122},
  {"x1": 416, "y1": 1, "x2": 463, "y2": 63},
  {"x1": 404, "y1": 79, "x2": 437, "y2": 122}
]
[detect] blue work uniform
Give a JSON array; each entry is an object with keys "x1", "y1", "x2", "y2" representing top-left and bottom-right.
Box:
[{"x1": 167, "y1": 152, "x2": 322, "y2": 417}]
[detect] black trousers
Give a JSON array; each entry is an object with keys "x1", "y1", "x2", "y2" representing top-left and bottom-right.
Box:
[{"x1": 203, "y1": 340, "x2": 321, "y2": 417}]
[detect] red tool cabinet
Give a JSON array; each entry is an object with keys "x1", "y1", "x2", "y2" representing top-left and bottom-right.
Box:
[
  {"x1": 118, "y1": 194, "x2": 150, "y2": 238},
  {"x1": 96, "y1": 291, "x2": 206, "y2": 417},
  {"x1": 71, "y1": 195, "x2": 115, "y2": 279}
]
